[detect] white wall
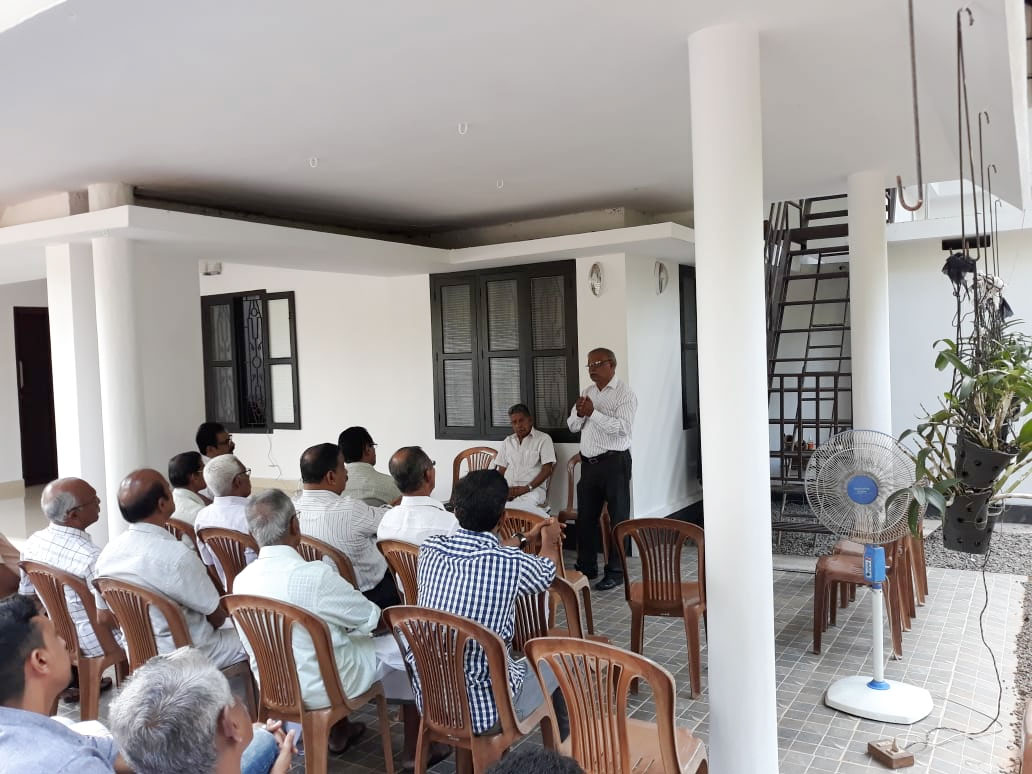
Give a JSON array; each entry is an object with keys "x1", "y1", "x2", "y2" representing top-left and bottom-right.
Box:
[
  {"x1": 888, "y1": 231, "x2": 1032, "y2": 496},
  {"x1": 624, "y1": 255, "x2": 693, "y2": 516},
  {"x1": 0, "y1": 279, "x2": 49, "y2": 483}
]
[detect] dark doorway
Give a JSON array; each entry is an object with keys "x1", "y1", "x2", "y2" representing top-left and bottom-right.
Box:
[
  {"x1": 14, "y1": 307, "x2": 57, "y2": 486},
  {"x1": 679, "y1": 266, "x2": 702, "y2": 485}
]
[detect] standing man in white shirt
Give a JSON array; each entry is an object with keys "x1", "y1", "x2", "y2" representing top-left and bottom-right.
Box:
[
  {"x1": 493, "y1": 404, "x2": 556, "y2": 517},
  {"x1": 338, "y1": 427, "x2": 401, "y2": 506},
  {"x1": 378, "y1": 447, "x2": 458, "y2": 545},
  {"x1": 168, "y1": 451, "x2": 210, "y2": 527},
  {"x1": 194, "y1": 454, "x2": 256, "y2": 589},
  {"x1": 567, "y1": 348, "x2": 638, "y2": 591},
  {"x1": 94, "y1": 469, "x2": 247, "y2": 669},
  {"x1": 294, "y1": 443, "x2": 400, "y2": 608}
]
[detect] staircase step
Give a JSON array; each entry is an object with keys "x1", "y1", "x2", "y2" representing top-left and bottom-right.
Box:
[
  {"x1": 807, "y1": 194, "x2": 848, "y2": 202},
  {"x1": 806, "y1": 209, "x2": 848, "y2": 220},
  {"x1": 785, "y1": 271, "x2": 850, "y2": 281},
  {"x1": 807, "y1": 344, "x2": 844, "y2": 350},
  {"x1": 778, "y1": 325, "x2": 849, "y2": 333},
  {"x1": 788, "y1": 248, "x2": 850, "y2": 257},
  {"x1": 770, "y1": 357, "x2": 847, "y2": 362},
  {"x1": 790, "y1": 224, "x2": 849, "y2": 242},
  {"x1": 781, "y1": 298, "x2": 850, "y2": 306}
]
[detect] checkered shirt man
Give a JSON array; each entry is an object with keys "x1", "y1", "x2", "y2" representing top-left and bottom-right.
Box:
[{"x1": 415, "y1": 528, "x2": 555, "y2": 733}]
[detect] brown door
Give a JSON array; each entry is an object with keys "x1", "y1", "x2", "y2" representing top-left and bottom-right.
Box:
[{"x1": 14, "y1": 307, "x2": 57, "y2": 486}]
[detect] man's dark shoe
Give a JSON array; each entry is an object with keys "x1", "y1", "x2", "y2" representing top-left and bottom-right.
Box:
[
  {"x1": 573, "y1": 563, "x2": 598, "y2": 580},
  {"x1": 594, "y1": 573, "x2": 622, "y2": 591}
]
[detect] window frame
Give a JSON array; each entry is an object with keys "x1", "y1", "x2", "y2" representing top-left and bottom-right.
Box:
[
  {"x1": 430, "y1": 260, "x2": 580, "y2": 443},
  {"x1": 200, "y1": 289, "x2": 301, "y2": 434}
]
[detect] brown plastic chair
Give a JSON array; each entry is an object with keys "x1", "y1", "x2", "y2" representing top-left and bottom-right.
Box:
[
  {"x1": 297, "y1": 535, "x2": 358, "y2": 587},
  {"x1": 525, "y1": 637, "x2": 707, "y2": 774},
  {"x1": 93, "y1": 575, "x2": 256, "y2": 717},
  {"x1": 197, "y1": 527, "x2": 258, "y2": 592},
  {"x1": 19, "y1": 560, "x2": 128, "y2": 721},
  {"x1": 384, "y1": 605, "x2": 555, "y2": 773},
  {"x1": 512, "y1": 575, "x2": 605, "y2": 654},
  {"x1": 226, "y1": 594, "x2": 395, "y2": 774},
  {"x1": 832, "y1": 537, "x2": 917, "y2": 629},
  {"x1": 613, "y1": 518, "x2": 707, "y2": 699},
  {"x1": 377, "y1": 539, "x2": 420, "y2": 604},
  {"x1": 165, "y1": 517, "x2": 197, "y2": 545},
  {"x1": 449, "y1": 446, "x2": 498, "y2": 503},
  {"x1": 498, "y1": 508, "x2": 547, "y2": 551},
  {"x1": 556, "y1": 454, "x2": 613, "y2": 568},
  {"x1": 813, "y1": 538, "x2": 905, "y2": 659}
]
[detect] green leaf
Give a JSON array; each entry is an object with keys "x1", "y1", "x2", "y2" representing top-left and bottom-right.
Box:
[{"x1": 926, "y1": 489, "x2": 947, "y2": 517}]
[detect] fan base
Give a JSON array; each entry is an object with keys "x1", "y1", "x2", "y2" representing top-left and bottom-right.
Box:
[{"x1": 825, "y1": 676, "x2": 933, "y2": 724}]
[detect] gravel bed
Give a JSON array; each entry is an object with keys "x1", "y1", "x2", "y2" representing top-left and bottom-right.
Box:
[{"x1": 1013, "y1": 580, "x2": 1030, "y2": 772}]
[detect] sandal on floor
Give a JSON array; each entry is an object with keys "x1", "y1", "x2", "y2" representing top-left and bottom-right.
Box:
[{"x1": 327, "y1": 720, "x2": 367, "y2": 754}]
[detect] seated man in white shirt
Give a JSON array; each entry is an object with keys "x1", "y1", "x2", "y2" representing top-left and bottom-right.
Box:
[
  {"x1": 294, "y1": 443, "x2": 400, "y2": 608},
  {"x1": 169, "y1": 451, "x2": 211, "y2": 527},
  {"x1": 235, "y1": 489, "x2": 448, "y2": 768},
  {"x1": 95, "y1": 469, "x2": 247, "y2": 670},
  {"x1": 378, "y1": 446, "x2": 458, "y2": 545},
  {"x1": 493, "y1": 404, "x2": 556, "y2": 518},
  {"x1": 194, "y1": 454, "x2": 257, "y2": 589},
  {"x1": 338, "y1": 427, "x2": 401, "y2": 506}
]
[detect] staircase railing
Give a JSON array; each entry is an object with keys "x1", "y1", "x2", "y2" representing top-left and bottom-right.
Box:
[{"x1": 764, "y1": 200, "x2": 799, "y2": 368}]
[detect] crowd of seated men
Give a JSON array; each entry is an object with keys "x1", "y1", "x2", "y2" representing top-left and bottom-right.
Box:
[{"x1": 0, "y1": 408, "x2": 577, "y2": 774}]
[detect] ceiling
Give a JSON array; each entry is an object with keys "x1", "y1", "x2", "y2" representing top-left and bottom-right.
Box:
[{"x1": 0, "y1": 0, "x2": 1026, "y2": 232}]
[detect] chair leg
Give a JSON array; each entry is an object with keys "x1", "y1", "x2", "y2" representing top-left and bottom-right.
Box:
[
  {"x1": 580, "y1": 585, "x2": 595, "y2": 635},
  {"x1": 301, "y1": 711, "x2": 332, "y2": 774},
  {"x1": 684, "y1": 609, "x2": 702, "y2": 699},
  {"x1": 375, "y1": 696, "x2": 396, "y2": 774},
  {"x1": 455, "y1": 747, "x2": 474, "y2": 774},
  {"x1": 630, "y1": 608, "x2": 644, "y2": 694},
  {"x1": 79, "y1": 660, "x2": 101, "y2": 722},
  {"x1": 839, "y1": 582, "x2": 849, "y2": 610},
  {"x1": 828, "y1": 582, "x2": 839, "y2": 627},
  {"x1": 884, "y1": 578, "x2": 903, "y2": 660},
  {"x1": 813, "y1": 571, "x2": 825, "y2": 654},
  {"x1": 413, "y1": 724, "x2": 431, "y2": 774}
]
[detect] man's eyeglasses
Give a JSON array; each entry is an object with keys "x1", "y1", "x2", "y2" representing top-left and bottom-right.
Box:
[
  {"x1": 235, "y1": 468, "x2": 252, "y2": 479},
  {"x1": 586, "y1": 359, "x2": 613, "y2": 369},
  {"x1": 67, "y1": 496, "x2": 101, "y2": 514}
]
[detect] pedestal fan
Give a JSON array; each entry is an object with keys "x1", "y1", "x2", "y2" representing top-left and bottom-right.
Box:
[{"x1": 805, "y1": 429, "x2": 933, "y2": 724}]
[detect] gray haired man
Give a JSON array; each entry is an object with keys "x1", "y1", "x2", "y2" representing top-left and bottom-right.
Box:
[{"x1": 109, "y1": 647, "x2": 294, "y2": 774}]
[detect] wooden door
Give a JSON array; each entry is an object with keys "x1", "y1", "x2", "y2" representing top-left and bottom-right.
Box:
[{"x1": 13, "y1": 307, "x2": 57, "y2": 486}]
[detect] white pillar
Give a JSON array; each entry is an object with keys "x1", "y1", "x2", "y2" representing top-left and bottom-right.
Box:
[
  {"x1": 45, "y1": 243, "x2": 108, "y2": 542},
  {"x1": 689, "y1": 24, "x2": 779, "y2": 774},
  {"x1": 92, "y1": 237, "x2": 148, "y2": 539},
  {"x1": 847, "y1": 171, "x2": 893, "y2": 433}
]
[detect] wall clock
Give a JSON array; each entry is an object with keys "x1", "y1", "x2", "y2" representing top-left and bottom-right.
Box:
[{"x1": 589, "y1": 262, "x2": 604, "y2": 296}]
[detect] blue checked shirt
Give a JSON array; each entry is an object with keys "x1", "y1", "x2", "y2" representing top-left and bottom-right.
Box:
[{"x1": 416, "y1": 529, "x2": 555, "y2": 733}]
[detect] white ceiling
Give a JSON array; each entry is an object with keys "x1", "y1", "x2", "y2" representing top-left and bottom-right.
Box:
[{"x1": 0, "y1": 0, "x2": 1026, "y2": 231}]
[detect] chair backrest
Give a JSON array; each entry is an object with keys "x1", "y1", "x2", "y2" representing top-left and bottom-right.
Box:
[
  {"x1": 384, "y1": 605, "x2": 515, "y2": 739},
  {"x1": 93, "y1": 576, "x2": 193, "y2": 671},
  {"x1": 563, "y1": 454, "x2": 582, "y2": 513},
  {"x1": 196, "y1": 527, "x2": 258, "y2": 592},
  {"x1": 378, "y1": 539, "x2": 420, "y2": 604},
  {"x1": 612, "y1": 518, "x2": 706, "y2": 606},
  {"x1": 525, "y1": 636, "x2": 684, "y2": 774},
  {"x1": 225, "y1": 594, "x2": 352, "y2": 718},
  {"x1": 513, "y1": 575, "x2": 583, "y2": 652},
  {"x1": 19, "y1": 560, "x2": 121, "y2": 661},
  {"x1": 297, "y1": 535, "x2": 358, "y2": 587},
  {"x1": 450, "y1": 446, "x2": 498, "y2": 500},
  {"x1": 164, "y1": 517, "x2": 197, "y2": 545},
  {"x1": 498, "y1": 508, "x2": 547, "y2": 552}
]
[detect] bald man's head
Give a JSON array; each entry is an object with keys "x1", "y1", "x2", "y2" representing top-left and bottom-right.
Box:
[
  {"x1": 117, "y1": 469, "x2": 173, "y2": 524},
  {"x1": 388, "y1": 446, "x2": 435, "y2": 495},
  {"x1": 40, "y1": 478, "x2": 99, "y2": 529}
]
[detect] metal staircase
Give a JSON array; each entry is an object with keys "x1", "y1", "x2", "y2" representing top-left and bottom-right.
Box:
[{"x1": 766, "y1": 195, "x2": 853, "y2": 530}]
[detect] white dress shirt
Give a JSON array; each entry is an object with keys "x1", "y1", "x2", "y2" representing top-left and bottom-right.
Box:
[
  {"x1": 376, "y1": 496, "x2": 459, "y2": 545},
  {"x1": 94, "y1": 522, "x2": 245, "y2": 669},
  {"x1": 18, "y1": 524, "x2": 123, "y2": 657},
  {"x1": 234, "y1": 545, "x2": 405, "y2": 709},
  {"x1": 493, "y1": 427, "x2": 557, "y2": 509},
  {"x1": 344, "y1": 462, "x2": 401, "y2": 506},
  {"x1": 566, "y1": 376, "x2": 638, "y2": 458},
  {"x1": 194, "y1": 496, "x2": 257, "y2": 589},
  {"x1": 294, "y1": 489, "x2": 388, "y2": 592},
  {"x1": 171, "y1": 488, "x2": 206, "y2": 525}
]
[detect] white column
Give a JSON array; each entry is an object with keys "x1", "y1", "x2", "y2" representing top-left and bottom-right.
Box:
[
  {"x1": 689, "y1": 24, "x2": 779, "y2": 774},
  {"x1": 46, "y1": 243, "x2": 108, "y2": 543},
  {"x1": 92, "y1": 237, "x2": 148, "y2": 539},
  {"x1": 847, "y1": 171, "x2": 893, "y2": 433}
]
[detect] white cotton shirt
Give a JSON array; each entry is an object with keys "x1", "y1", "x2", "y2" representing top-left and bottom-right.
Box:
[
  {"x1": 376, "y1": 496, "x2": 459, "y2": 546},
  {"x1": 566, "y1": 376, "x2": 638, "y2": 458},
  {"x1": 294, "y1": 489, "x2": 388, "y2": 591},
  {"x1": 194, "y1": 496, "x2": 257, "y2": 588},
  {"x1": 171, "y1": 488, "x2": 206, "y2": 525},
  {"x1": 233, "y1": 545, "x2": 381, "y2": 709},
  {"x1": 94, "y1": 522, "x2": 245, "y2": 668},
  {"x1": 344, "y1": 462, "x2": 401, "y2": 506},
  {"x1": 493, "y1": 427, "x2": 557, "y2": 508}
]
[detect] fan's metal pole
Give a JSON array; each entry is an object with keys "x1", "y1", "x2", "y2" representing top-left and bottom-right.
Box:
[{"x1": 869, "y1": 585, "x2": 887, "y2": 686}]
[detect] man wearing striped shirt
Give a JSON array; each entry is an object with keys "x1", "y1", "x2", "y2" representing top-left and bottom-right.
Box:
[
  {"x1": 567, "y1": 347, "x2": 638, "y2": 591},
  {"x1": 417, "y1": 469, "x2": 568, "y2": 738}
]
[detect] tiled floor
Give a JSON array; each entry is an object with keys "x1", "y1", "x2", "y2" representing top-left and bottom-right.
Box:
[{"x1": 60, "y1": 549, "x2": 1024, "y2": 773}]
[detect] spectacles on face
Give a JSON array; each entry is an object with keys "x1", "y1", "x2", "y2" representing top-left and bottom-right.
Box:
[
  {"x1": 217, "y1": 435, "x2": 234, "y2": 448},
  {"x1": 234, "y1": 468, "x2": 252, "y2": 480},
  {"x1": 586, "y1": 359, "x2": 614, "y2": 369},
  {"x1": 67, "y1": 496, "x2": 101, "y2": 514}
]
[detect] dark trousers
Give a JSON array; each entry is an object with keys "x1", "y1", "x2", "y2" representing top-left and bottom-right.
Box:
[
  {"x1": 576, "y1": 450, "x2": 631, "y2": 575},
  {"x1": 363, "y1": 569, "x2": 401, "y2": 609}
]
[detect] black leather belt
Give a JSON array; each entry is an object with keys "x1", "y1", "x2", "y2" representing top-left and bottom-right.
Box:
[{"x1": 582, "y1": 450, "x2": 625, "y2": 464}]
